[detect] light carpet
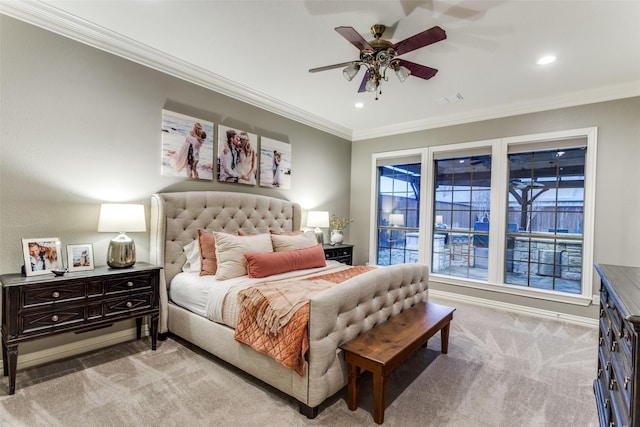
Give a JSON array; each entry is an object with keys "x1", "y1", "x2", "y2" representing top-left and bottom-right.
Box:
[{"x1": 0, "y1": 296, "x2": 599, "y2": 426}]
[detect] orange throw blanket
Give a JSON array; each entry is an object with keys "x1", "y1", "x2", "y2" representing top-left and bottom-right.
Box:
[{"x1": 234, "y1": 266, "x2": 374, "y2": 376}]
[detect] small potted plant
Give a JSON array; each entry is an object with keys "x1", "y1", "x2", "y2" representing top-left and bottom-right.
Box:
[{"x1": 329, "y1": 214, "x2": 353, "y2": 245}]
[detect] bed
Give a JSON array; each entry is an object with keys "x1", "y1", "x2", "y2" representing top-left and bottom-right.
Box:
[{"x1": 149, "y1": 191, "x2": 429, "y2": 418}]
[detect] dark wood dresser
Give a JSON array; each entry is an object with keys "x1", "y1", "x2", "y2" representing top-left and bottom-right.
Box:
[
  {"x1": 594, "y1": 264, "x2": 640, "y2": 427},
  {"x1": 1, "y1": 262, "x2": 161, "y2": 394},
  {"x1": 322, "y1": 243, "x2": 354, "y2": 265}
]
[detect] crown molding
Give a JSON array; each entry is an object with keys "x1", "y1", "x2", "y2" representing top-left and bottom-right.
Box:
[
  {"x1": 2, "y1": 2, "x2": 638, "y2": 143},
  {"x1": 352, "y1": 81, "x2": 640, "y2": 141},
  {"x1": 0, "y1": 1, "x2": 353, "y2": 141}
]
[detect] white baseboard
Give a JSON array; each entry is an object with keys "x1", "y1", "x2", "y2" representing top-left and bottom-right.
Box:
[
  {"x1": 429, "y1": 289, "x2": 598, "y2": 328},
  {"x1": 1, "y1": 325, "x2": 148, "y2": 372}
]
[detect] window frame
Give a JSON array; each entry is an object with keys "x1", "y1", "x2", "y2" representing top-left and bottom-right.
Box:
[
  {"x1": 369, "y1": 149, "x2": 428, "y2": 267},
  {"x1": 370, "y1": 128, "x2": 597, "y2": 307}
]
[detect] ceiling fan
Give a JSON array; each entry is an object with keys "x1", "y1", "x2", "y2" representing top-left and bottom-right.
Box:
[{"x1": 309, "y1": 24, "x2": 446, "y2": 99}]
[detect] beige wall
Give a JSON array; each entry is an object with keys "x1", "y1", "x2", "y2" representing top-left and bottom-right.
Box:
[
  {"x1": 350, "y1": 96, "x2": 640, "y2": 319},
  {"x1": 0, "y1": 17, "x2": 350, "y2": 355}
]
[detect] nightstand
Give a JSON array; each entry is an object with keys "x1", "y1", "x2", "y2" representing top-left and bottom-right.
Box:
[
  {"x1": 1, "y1": 262, "x2": 161, "y2": 394},
  {"x1": 323, "y1": 243, "x2": 354, "y2": 265}
]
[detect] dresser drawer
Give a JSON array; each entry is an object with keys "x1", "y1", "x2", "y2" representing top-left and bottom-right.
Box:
[
  {"x1": 22, "y1": 282, "x2": 85, "y2": 307},
  {"x1": 104, "y1": 293, "x2": 152, "y2": 317},
  {"x1": 21, "y1": 305, "x2": 86, "y2": 334},
  {"x1": 105, "y1": 273, "x2": 152, "y2": 295}
]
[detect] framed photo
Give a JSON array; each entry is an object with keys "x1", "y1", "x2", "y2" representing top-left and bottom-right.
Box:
[
  {"x1": 67, "y1": 244, "x2": 94, "y2": 272},
  {"x1": 260, "y1": 137, "x2": 291, "y2": 190},
  {"x1": 217, "y1": 125, "x2": 258, "y2": 185},
  {"x1": 161, "y1": 109, "x2": 215, "y2": 181},
  {"x1": 21, "y1": 238, "x2": 63, "y2": 277}
]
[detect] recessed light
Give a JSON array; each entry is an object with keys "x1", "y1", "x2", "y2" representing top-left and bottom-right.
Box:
[
  {"x1": 537, "y1": 55, "x2": 556, "y2": 65},
  {"x1": 355, "y1": 102, "x2": 364, "y2": 108}
]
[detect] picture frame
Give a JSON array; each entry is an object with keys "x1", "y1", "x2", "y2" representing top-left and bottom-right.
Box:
[
  {"x1": 217, "y1": 125, "x2": 258, "y2": 185},
  {"x1": 260, "y1": 137, "x2": 291, "y2": 189},
  {"x1": 21, "y1": 238, "x2": 63, "y2": 277},
  {"x1": 66, "y1": 243, "x2": 95, "y2": 272},
  {"x1": 161, "y1": 109, "x2": 215, "y2": 181}
]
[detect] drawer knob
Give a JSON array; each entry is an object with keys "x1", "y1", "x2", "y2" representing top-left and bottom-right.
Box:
[
  {"x1": 611, "y1": 341, "x2": 618, "y2": 352},
  {"x1": 52, "y1": 291, "x2": 60, "y2": 298},
  {"x1": 624, "y1": 376, "x2": 631, "y2": 389},
  {"x1": 598, "y1": 368, "x2": 603, "y2": 378},
  {"x1": 127, "y1": 281, "x2": 134, "y2": 287},
  {"x1": 609, "y1": 378, "x2": 617, "y2": 390},
  {"x1": 51, "y1": 315, "x2": 59, "y2": 322},
  {"x1": 126, "y1": 301, "x2": 133, "y2": 308}
]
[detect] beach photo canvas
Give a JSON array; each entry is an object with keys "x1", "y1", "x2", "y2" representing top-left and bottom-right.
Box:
[
  {"x1": 161, "y1": 109, "x2": 214, "y2": 180},
  {"x1": 259, "y1": 137, "x2": 291, "y2": 189},
  {"x1": 217, "y1": 125, "x2": 258, "y2": 185}
]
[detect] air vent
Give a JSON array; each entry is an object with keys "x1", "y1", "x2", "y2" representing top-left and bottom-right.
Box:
[{"x1": 435, "y1": 93, "x2": 464, "y2": 104}]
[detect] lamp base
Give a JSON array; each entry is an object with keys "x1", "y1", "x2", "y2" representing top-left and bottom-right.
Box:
[
  {"x1": 314, "y1": 227, "x2": 324, "y2": 245},
  {"x1": 107, "y1": 233, "x2": 136, "y2": 268}
]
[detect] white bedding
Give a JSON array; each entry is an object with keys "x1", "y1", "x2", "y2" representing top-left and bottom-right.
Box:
[{"x1": 170, "y1": 260, "x2": 348, "y2": 327}]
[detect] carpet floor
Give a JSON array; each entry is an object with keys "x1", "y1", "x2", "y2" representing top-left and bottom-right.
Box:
[{"x1": 0, "y1": 296, "x2": 599, "y2": 426}]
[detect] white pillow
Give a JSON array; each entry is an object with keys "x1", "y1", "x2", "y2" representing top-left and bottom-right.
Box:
[
  {"x1": 182, "y1": 240, "x2": 201, "y2": 273},
  {"x1": 214, "y1": 232, "x2": 273, "y2": 280},
  {"x1": 271, "y1": 232, "x2": 318, "y2": 252}
]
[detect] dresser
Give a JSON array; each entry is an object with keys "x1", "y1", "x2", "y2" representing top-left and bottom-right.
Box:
[
  {"x1": 1, "y1": 262, "x2": 161, "y2": 394},
  {"x1": 594, "y1": 264, "x2": 640, "y2": 427},
  {"x1": 323, "y1": 243, "x2": 354, "y2": 265}
]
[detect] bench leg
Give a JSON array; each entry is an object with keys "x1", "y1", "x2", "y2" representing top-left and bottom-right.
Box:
[
  {"x1": 372, "y1": 367, "x2": 387, "y2": 424},
  {"x1": 441, "y1": 321, "x2": 451, "y2": 354},
  {"x1": 346, "y1": 363, "x2": 359, "y2": 411}
]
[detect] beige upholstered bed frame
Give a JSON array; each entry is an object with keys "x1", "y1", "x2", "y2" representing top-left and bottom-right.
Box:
[{"x1": 149, "y1": 191, "x2": 429, "y2": 418}]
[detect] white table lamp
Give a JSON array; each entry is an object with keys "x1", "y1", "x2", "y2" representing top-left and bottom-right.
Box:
[
  {"x1": 98, "y1": 204, "x2": 146, "y2": 268},
  {"x1": 389, "y1": 213, "x2": 405, "y2": 227},
  {"x1": 306, "y1": 210, "x2": 329, "y2": 244}
]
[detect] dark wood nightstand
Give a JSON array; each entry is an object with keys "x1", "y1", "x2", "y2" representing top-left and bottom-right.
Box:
[
  {"x1": 322, "y1": 243, "x2": 354, "y2": 265},
  {"x1": 1, "y1": 262, "x2": 161, "y2": 394}
]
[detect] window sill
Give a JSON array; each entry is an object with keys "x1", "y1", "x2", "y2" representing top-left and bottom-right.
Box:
[{"x1": 429, "y1": 273, "x2": 595, "y2": 307}]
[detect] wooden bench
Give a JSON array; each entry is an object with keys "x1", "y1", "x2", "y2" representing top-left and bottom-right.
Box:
[{"x1": 339, "y1": 301, "x2": 456, "y2": 424}]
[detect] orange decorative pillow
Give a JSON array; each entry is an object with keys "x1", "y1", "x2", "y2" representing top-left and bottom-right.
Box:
[
  {"x1": 198, "y1": 229, "x2": 218, "y2": 276},
  {"x1": 244, "y1": 244, "x2": 326, "y2": 278}
]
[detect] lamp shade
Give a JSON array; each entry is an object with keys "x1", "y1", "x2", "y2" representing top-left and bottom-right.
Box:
[
  {"x1": 389, "y1": 213, "x2": 405, "y2": 226},
  {"x1": 306, "y1": 211, "x2": 329, "y2": 228},
  {"x1": 98, "y1": 204, "x2": 146, "y2": 233}
]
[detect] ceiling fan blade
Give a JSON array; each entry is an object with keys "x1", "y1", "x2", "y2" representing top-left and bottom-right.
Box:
[
  {"x1": 309, "y1": 61, "x2": 355, "y2": 73},
  {"x1": 335, "y1": 26, "x2": 373, "y2": 51},
  {"x1": 397, "y1": 59, "x2": 438, "y2": 80},
  {"x1": 392, "y1": 26, "x2": 446, "y2": 56},
  {"x1": 357, "y1": 69, "x2": 371, "y2": 93}
]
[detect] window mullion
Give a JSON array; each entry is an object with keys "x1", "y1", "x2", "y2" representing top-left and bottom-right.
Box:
[{"x1": 487, "y1": 140, "x2": 507, "y2": 283}]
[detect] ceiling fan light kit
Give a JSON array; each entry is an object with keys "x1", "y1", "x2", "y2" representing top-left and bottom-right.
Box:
[{"x1": 310, "y1": 24, "x2": 446, "y2": 100}]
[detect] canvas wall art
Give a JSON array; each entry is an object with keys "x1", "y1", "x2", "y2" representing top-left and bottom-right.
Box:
[
  {"x1": 217, "y1": 125, "x2": 258, "y2": 185},
  {"x1": 161, "y1": 109, "x2": 215, "y2": 180},
  {"x1": 260, "y1": 137, "x2": 291, "y2": 189}
]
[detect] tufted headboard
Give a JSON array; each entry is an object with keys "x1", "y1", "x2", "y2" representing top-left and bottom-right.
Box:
[{"x1": 149, "y1": 191, "x2": 301, "y2": 332}]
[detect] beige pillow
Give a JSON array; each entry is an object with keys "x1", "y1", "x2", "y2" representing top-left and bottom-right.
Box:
[
  {"x1": 214, "y1": 232, "x2": 273, "y2": 280},
  {"x1": 270, "y1": 232, "x2": 318, "y2": 252}
]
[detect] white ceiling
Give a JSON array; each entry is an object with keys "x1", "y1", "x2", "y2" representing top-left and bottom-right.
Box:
[{"x1": 3, "y1": 1, "x2": 640, "y2": 141}]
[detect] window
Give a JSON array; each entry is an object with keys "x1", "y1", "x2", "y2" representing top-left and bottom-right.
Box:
[
  {"x1": 371, "y1": 128, "x2": 597, "y2": 306},
  {"x1": 374, "y1": 155, "x2": 422, "y2": 266},
  {"x1": 506, "y1": 147, "x2": 586, "y2": 294},
  {"x1": 432, "y1": 154, "x2": 492, "y2": 280}
]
